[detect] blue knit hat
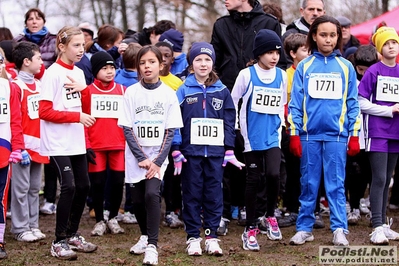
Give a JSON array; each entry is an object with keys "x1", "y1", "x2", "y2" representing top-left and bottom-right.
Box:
[
  {"x1": 253, "y1": 29, "x2": 282, "y2": 58},
  {"x1": 188, "y1": 42, "x2": 216, "y2": 65},
  {"x1": 159, "y1": 29, "x2": 184, "y2": 52}
]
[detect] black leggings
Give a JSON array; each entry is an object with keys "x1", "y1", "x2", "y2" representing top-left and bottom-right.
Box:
[
  {"x1": 345, "y1": 150, "x2": 371, "y2": 209},
  {"x1": 244, "y1": 148, "x2": 281, "y2": 226},
  {"x1": 162, "y1": 153, "x2": 182, "y2": 215},
  {"x1": 90, "y1": 170, "x2": 124, "y2": 222},
  {"x1": 51, "y1": 155, "x2": 90, "y2": 242},
  {"x1": 130, "y1": 178, "x2": 161, "y2": 246}
]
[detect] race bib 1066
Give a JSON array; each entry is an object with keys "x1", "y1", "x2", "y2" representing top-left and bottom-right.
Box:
[
  {"x1": 251, "y1": 86, "x2": 282, "y2": 114},
  {"x1": 376, "y1": 76, "x2": 399, "y2": 103},
  {"x1": 190, "y1": 118, "x2": 224, "y2": 146},
  {"x1": 308, "y1": 73, "x2": 342, "y2": 99},
  {"x1": 134, "y1": 119, "x2": 164, "y2": 146},
  {"x1": 91, "y1": 94, "x2": 123, "y2": 118}
]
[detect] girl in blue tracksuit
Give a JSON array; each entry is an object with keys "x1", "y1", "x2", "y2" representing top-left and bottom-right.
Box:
[
  {"x1": 288, "y1": 15, "x2": 361, "y2": 246},
  {"x1": 172, "y1": 42, "x2": 244, "y2": 257}
]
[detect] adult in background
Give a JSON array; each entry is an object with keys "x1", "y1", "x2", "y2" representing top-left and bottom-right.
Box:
[
  {"x1": 336, "y1": 16, "x2": 360, "y2": 58},
  {"x1": 75, "y1": 24, "x2": 126, "y2": 85},
  {"x1": 0, "y1": 27, "x2": 13, "y2": 42},
  {"x1": 130, "y1": 20, "x2": 175, "y2": 46},
  {"x1": 14, "y1": 8, "x2": 56, "y2": 70},
  {"x1": 282, "y1": 0, "x2": 325, "y2": 42},
  {"x1": 263, "y1": 2, "x2": 287, "y2": 35},
  {"x1": 78, "y1": 22, "x2": 95, "y2": 44},
  {"x1": 211, "y1": 0, "x2": 287, "y2": 236}
]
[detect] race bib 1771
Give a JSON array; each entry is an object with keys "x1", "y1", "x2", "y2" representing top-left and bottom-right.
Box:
[{"x1": 308, "y1": 73, "x2": 342, "y2": 99}]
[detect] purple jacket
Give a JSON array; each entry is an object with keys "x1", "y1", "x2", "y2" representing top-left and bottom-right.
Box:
[{"x1": 14, "y1": 32, "x2": 57, "y2": 68}]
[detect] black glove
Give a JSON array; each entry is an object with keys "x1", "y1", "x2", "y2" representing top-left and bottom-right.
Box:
[{"x1": 86, "y1": 148, "x2": 97, "y2": 165}]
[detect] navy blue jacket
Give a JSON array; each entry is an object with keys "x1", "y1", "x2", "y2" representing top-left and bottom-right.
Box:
[{"x1": 173, "y1": 74, "x2": 236, "y2": 157}]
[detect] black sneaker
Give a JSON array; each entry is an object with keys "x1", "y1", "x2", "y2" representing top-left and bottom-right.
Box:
[
  {"x1": 237, "y1": 207, "x2": 246, "y2": 226},
  {"x1": 0, "y1": 242, "x2": 7, "y2": 259},
  {"x1": 257, "y1": 216, "x2": 268, "y2": 234},
  {"x1": 278, "y1": 213, "x2": 298, "y2": 228},
  {"x1": 216, "y1": 217, "x2": 230, "y2": 236},
  {"x1": 313, "y1": 212, "x2": 325, "y2": 229}
]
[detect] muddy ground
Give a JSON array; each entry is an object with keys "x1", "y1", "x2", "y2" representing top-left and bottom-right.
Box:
[{"x1": 3, "y1": 205, "x2": 399, "y2": 266}]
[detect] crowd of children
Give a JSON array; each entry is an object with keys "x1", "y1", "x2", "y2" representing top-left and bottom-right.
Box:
[{"x1": 2, "y1": 5, "x2": 399, "y2": 265}]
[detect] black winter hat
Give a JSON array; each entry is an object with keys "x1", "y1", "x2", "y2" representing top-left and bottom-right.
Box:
[
  {"x1": 90, "y1": 51, "x2": 115, "y2": 78},
  {"x1": 253, "y1": 29, "x2": 282, "y2": 58}
]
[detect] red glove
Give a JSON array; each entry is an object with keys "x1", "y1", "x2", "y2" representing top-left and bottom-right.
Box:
[
  {"x1": 347, "y1": 136, "x2": 360, "y2": 156},
  {"x1": 289, "y1": 136, "x2": 302, "y2": 157}
]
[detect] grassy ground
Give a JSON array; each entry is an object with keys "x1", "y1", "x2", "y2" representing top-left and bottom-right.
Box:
[{"x1": 3, "y1": 207, "x2": 399, "y2": 266}]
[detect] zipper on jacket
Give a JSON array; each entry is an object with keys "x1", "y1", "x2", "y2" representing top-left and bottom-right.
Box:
[{"x1": 203, "y1": 86, "x2": 208, "y2": 157}]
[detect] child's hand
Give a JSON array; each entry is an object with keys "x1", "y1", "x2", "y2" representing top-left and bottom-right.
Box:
[
  {"x1": 118, "y1": 43, "x2": 128, "y2": 55},
  {"x1": 65, "y1": 76, "x2": 87, "y2": 93},
  {"x1": 80, "y1": 113, "x2": 96, "y2": 127},
  {"x1": 222, "y1": 150, "x2": 245, "y2": 170},
  {"x1": 172, "y1": 150, "x2": 187, "y2": 175},
  {"x1": 8, "y1": 149, "x2": 22, "y2": 164},
  {"x1": 145, "y1": 162, "x2": 161, "y2": 179},
  {"x1": 392, "y1": 103, "x2": 399, "y2": 114},
  {"x1": 20, "y1": 150, "x2": 31, "y2": 166},
  {"x1": 138, "y1": 159, "x2": 151, "y2": 170}
]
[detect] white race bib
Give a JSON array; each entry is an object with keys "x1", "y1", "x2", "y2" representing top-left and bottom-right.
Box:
[
  {"x1": 0, "y1": 91, "x2": 8, "y2": 123},
  {"x1": 91, "y1": 94, "x2": 123, "y2": 118},
  {"x1": 134, "y1": 119, "x2": 165, "y2": 146},
  {"x1": 308, "y1": 73, "x2": 342, "y2": 99},
  {"x1": 190, "y1": 118, "x2": 224, "y2": 146},
  {"x1": 251, "y1": 86, "x2": 282, "y2": 114},
  {"x1": 376, "y1": 76, "x2": 399, "y2": 103},
  {"x1": 62, "y1": 87, "x2": 81, "y2": 108},
  {"x1": 27, "y1": 94, "x2": 41, "y2": 119}
]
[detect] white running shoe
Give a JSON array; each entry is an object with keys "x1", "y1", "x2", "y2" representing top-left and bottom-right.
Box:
[
  {"x1": 107, "y1": 218, "x2": 125, "y2": 234},
  {"x1": 359, "y1": 198, "x2": 370, "y2": 214},
  {"x1": 103, "y1": 210, "x2": 110, "y2": 222},
  {"x1": 143, "y1": 244, "x2": 158, "y2": 265},
  {"x1": 31, "y1": 228, "x2": 46, "y2": 240},
  {"x1": 15, "y1": 231, "x2": 39, "y2": 242},
  {"x1": 265, "y1": 217, "x2": 282, "y2": 240},
  {"x1": 242, "y1": 227, "x2": 260, "y2": 251},
  {"x1": 383, "y1": 218, "x2": 399, "y2": 240},
  {"x1": 289, "y1": 231, "x2": 314, "y2": 245},
  {"x1": 370, "y1": 226, "x2": 389, "y2": 245},
  {"x1": 130, "y1": 235, "x2": 148, "y2": 254},
  {"x1": 122, "y1": 211, "x2": 138, "y2": 224},
  {"x1": 91, "y1": 220, "x2": 107, "y2": 236},
  {"x1": 40, "y1": 201, "x2": 56, "y2": 215},
  {"x1": 51, "y1": 239, "x2": 77, "y2": 260},
  {"x1": 345, "y1": 202, "x2": 351, "y2": 215},
  {"x1": 186, "y1": 237, "x2": 202, "y2": 256},
  {"x1": 347, "y1": 209, "x2": 361, "y2": 225},
  {"x1": 332, "y1": 228, "x2": 349, "y2": 246},
  {"x1": 163, "y1": 212, "x2": 184, "y2": 228},
  {"x1": 204, "y1": 238, "x2": 223, "y2": 256}
]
